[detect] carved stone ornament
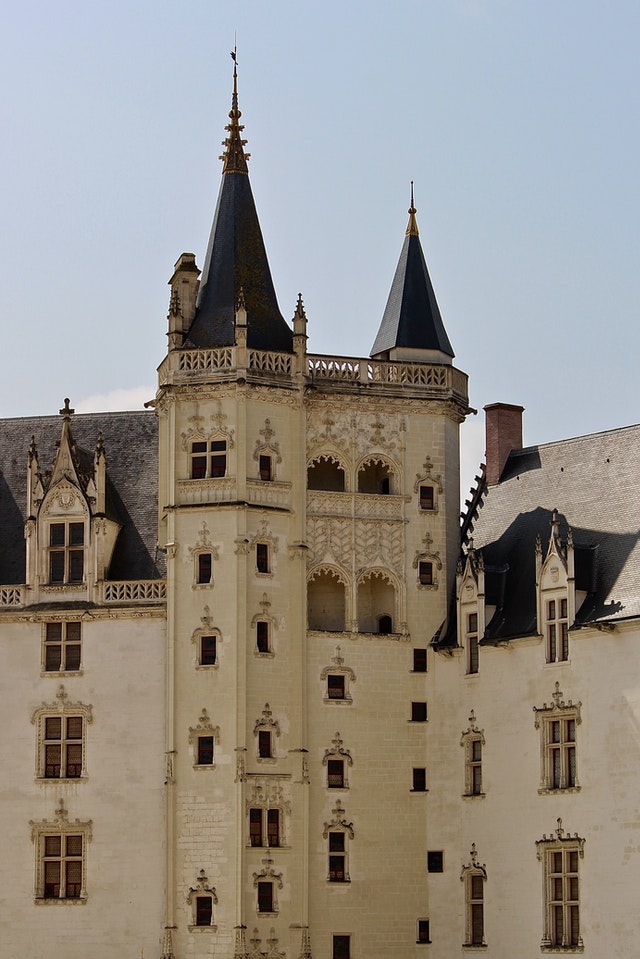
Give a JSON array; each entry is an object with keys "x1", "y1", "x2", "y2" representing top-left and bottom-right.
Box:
[
  {"x1": 414, "y1": 455, "x2": 444, "y2": 495},
  {"x1": 252, "y1": 857, "x2": 283, "y2": 889},
  {"x1": 533, "y1": 682, "x2": 582, "y2": 727},
  {"x1": 253, "y1": 418, "x2": 282, "y2": 463},
  {"x1": 460, "y1": 843, "x2": 487, "y2": 880},
  {"x1": 322, "y1": 731, "x2": 354, "y2": 767},
  {"x1": 186, "y1": 869, "x2": 218, "y2": 906},
  {"x1": 253, "y1": 704, "x2": 281, "y2": 737},
  {"x1": 188, "y1": 709, "x2": 220, "y2": 745},
  {"x1": 322, "y1": 800, "x2": 354, "y2": 839}
]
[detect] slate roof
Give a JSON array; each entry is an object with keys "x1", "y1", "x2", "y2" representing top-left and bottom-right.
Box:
[
  {"x1": 0, "y1": 410, "x2": 163, "y2": 585},
  {"x1": 370, "y1": 206, "x2": 454, "y2": 359},
  {"x1": 440, "y1": 423, "x2": 640, "y2": 646},
  {"x1": 184, "y1": 71, "x2": 293, "y2": 354}
]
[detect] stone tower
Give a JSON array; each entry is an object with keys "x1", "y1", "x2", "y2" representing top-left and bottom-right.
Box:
[{"x1": 156, "y1": 63, "x2": 469, "y2": 959}]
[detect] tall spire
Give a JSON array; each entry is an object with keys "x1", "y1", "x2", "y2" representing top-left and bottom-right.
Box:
[
  {"x1": 184, "y1": 54, "x2": 293, "y2": 353},
  {"x1": 370, "y1": 185, "x2": 454, "y2": 362},
  {"x1": 221, "y1": 48, "x2": 249, "y2": 174}
]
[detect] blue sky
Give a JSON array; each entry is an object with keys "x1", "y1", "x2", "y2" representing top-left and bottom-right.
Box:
[{"x1": 2, "y1": 1, "x2": 638, "y2": 498}]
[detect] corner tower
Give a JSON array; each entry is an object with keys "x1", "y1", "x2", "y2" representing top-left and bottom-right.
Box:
[{"x1": 156, "y1": 62, "x2": 469, "y2": 959}]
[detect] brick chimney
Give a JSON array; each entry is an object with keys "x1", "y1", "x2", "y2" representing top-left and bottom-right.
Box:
[{"x1": 484, "y1": 403, "x2": 524, "y2": 486}]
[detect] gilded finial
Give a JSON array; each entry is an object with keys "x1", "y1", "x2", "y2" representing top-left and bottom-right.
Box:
[
  {"x1": 406, "y1": 181, "x2": 419, "y2": 236},
  {"x1": 220, "y1": 47, "x2": 250, "y2": 174}
]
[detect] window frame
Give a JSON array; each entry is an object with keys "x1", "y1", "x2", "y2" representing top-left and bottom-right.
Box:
[
  {"x1": 466, "y1": 611, "x2": 479, "y2": 675},
  {"x1": 31, "y1": 803, "x2": 92, "y2": 904},
  {"x1": 43, "y1": 621, "x2": 82, "y2": 673},
  {"x1": 536, "y1": 824, "x2": 584, "y2": 950},
  {"x1": 332, "y1": 935, "x2": 351, "y2": 959},
  {"x1": 412, "y1": 648, "x2": 428, "y2": 672},
  {"x1": 190, "y1": 438, "x2": 227, "y2": 480},
  {"x1": 33, "y1": 696, "x2": 92, "y2": 782},
  {"x1": 427, "y1": 850, "x2": 444, "y2": 873},
  {"x1": 248, "y1": 807, "x2": 281, "y2": 848},
  {"x1": 546, "y1": 596, "x2": 569, "y2": 663},
  {"x1": 534, "y1": 685, "x2": 581, "y2": 793},
  {"x1": 256, "y1": 543, "x2": 270, "y2": 574},
  {"x1": 412, "y1": 767, "x2": 427, "y2": 792},
  {"x1": 416, "y1": 919, "x2": 431, "y2": 944},
  {"x1": 48, "y1": 521, "x2": 85, "y2": 585}
]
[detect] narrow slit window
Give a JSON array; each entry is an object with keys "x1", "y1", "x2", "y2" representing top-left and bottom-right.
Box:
[{"x1": 256, "y1": 544, "x2": 270, "y2": 574}]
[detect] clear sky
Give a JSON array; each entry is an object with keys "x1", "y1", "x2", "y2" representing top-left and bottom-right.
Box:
[{"x1": 2, "y1": 0, "x2": 638, "y2": 500}]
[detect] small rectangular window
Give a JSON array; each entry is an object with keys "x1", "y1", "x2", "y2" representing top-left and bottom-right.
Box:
[
  {"x1": 332, "y1": 935, "x2": 350, "y2": 959},
  {"x1": 419, "y1": 562, "x2": 433, "y2": 585},
  {"x1": 419, "y1": 486, "x2": 434, "y2": 510},
  {"x1": 267, "y1": 808, "x2": 280, "y2": 847},
  {"x1": 427, "y1": 850, "x2": 444, "y2": 873},
  {"x1": 191, "y1": 441, "x2": 207, "y2": 479},
  {"x1": 327, "y1": 675, "x2": 346, "y2": 700},
  {"x1": 329, "y1": 832, "x2": 346, "y2": 881},
  {"x1": 200, "y1": 635, "x2": 217, "y2": 666},
  {"x1": 412, "y1": 768, "x2": 427, "y2": 791},
  {"x1": 467, "y1": 612, "x2": 479, "y2": 674},
  {"x1": 197, "y1": 736, "x2": 214, "y2": 765},
  {"x1": 196, "y1": 896, "x2": 212, "y2": 926},
  {"x1": 250, "y1": 808, "x2": 263, "y2": 847},
  {"x1": 257, "y1": 881, "x2": 273, "y2": 913},
  {"x1": 327, "y1": 759, "x2": 345, "y2": 788},
  {"x1": 48, "y1": 523, "x2": 84, "y2": 585},
  {"x1": 417, "y1": 919, "x2": 430, "y2": 943},
  {"x1": 256, "y1": 621, "x2": 270, "y2": 653},
  {"x1": 546, "y1": 597, "x2": 569, "y2": 663},
  {"x1": 258, "y1": 730, "x2": 272, "y2": 759},
  {"x1": 413, "y1": 648, "x2": 427, "y2": 672},
  {"x1": 259, "y1": 455, "x2": 272, "y2": 481},
  {"x1": 45, "y1": 622, "x2": 81, "y2": 672},
  {"x1": 42, "y1": 833, "x2": 83, "y2": 899},
  {"x1": 256, "y1": 544, "x2": 270, "y2": 574},
  {"x1": 209, "y1": 440, "x2": 227, "y2": 478},
  {"x1": 43, "y1": 715, "x2": 83, "y2": 779},
  {"x1": 411, "y1": 701, "x2": 428, "y2": 722},
  {"x1": 198, "y1": 553, "x2": 212, "y2": 584}
]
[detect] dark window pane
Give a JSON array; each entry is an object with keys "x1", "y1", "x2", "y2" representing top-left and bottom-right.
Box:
[
  {"x1": 329, "y1": 832, "x2": 345, "y2": 852},
  {"x1": 256, "y1": 621, "x2": 269, "y2": 653},
  {"x1": 69, "y1": 523, "x2": 84, "y2": 546},
  {"x1": 49, "y1": 551, "x2": 65, "y2": 584},
  {"x1": 259, "y1": 455, "x2": 272, "y2": 481},
  {"x1": 65, "y1": 644, "x2": 81, "y2": 671},
  {"x1": 198, "y1": 736, "x2": 214, "y2": 765},
  {"x1": 378, "y1": 614, "x2": 392, "y2": 634},
  {"x1": 257, "y1": 881, "x2": 273, "y2": 912},
  {"x1": 327, "y1": 675, "x2": 345, "y2": 699},
  {"x1": 250, "y1": 808, "x2": 263, "y2": 846},
  {"x1": 68, "y1": 549, "x2": 84, "y2": 582},
  {"x1": 419, "y1": 486, "x2": 434, "y2": 509},
  {"x1": 329, "y1": 855, "x2": 346, "y2": 881},
  {"x1": 44, "y1": 861, "x2": 60, "y2": 898},
  {"x1": 267, "y1": 808, "x2": 280, "y2": 847},
  {"x1": 66, "y1": 717, "x2": 82, "y2": 739},
  {"x1": 50, "y1": 524, "x2": 65, "y2": 547},
  {"x1": 66, "y1": 743, "x2": 83, "y2": 777},
  {"x1": 210, "y1": 454, "x2": 226, "y2": 477},
  {"x1": 201, "y1": 635, "x2": 217, "y2": 665},
  {"x1": 411, "y1": 702, "x2": 427, "y2": 722},
  {"x1": 419, "y1": 562, "x2": 433, "y2": 585},
  {"x1": 413, "y1": 648, "x2": 427, "y2": 672},
  {"x1": 427, "y1": 850, "x2": 443, "y2": 872},
  {"x1": 417, "y1": 920, "x2": 430, "y2": 943},
  {"x1": 45, "y1": 717, "x2": 62, "y2": 740},
  {"x1": 65, "y1": 859, "x2": 82, "y2": 898},
  {"x1": 333, "y1": 935, "x2": 350, "y2": 959},
  {"x1": 45, "y1": 744, "x2": 61, "y2": 778},
  {"x1": 256, "y1": 544, "x2": 269, "y2": 573},
  {"x1": 412, "y1": 768, "x2": 426, "y2": 791},
  {"x1": 196, "y1": 896, "x2": 212, "y2": 926},
  {"x1": 192, "y1": 456, "x2": 207, "y2": 479},
  {"x1": 258, "y1": 730, "x2": 272, "y2": 758},
  {"x1": 327, "y1": 759, "x2": 344, "y2": 788},
  {"x1": 45, "y1": 644, "x2": 62, "y2": 671},
  {"x1": 198, "y1": 554, "x2": 212, "y2": 584}
]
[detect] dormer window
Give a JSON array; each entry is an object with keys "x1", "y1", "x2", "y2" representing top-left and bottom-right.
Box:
[{"x1": 49, "y1": 522, "x2": 84, "y2": 584}]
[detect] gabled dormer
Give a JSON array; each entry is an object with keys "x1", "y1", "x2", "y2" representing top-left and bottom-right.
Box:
[
  {"x1": 456, "y1": 542, "x2": 489, "y2": 674},
  {"x1": 370, "y1": 185, "x2": 455, "y2": 364},
  {"x1": 536, "y1": 509, "x2": 576, "y2": 664},
  {"x1": 26, "y1": 400, "x2": 121, "y2": 598}
]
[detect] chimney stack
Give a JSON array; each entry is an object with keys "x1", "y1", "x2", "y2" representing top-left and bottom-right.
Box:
[{"x1": 484, "y1": 403, "x2": 524, "y2": 486}]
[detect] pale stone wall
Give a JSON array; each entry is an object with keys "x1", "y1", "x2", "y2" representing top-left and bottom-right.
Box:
[
  {"x1": 0, "y1": 613, "x2": 165, "y2": 959},
  {"x1": 427, "y1": 620, "x2": 640, "y2": 958}
]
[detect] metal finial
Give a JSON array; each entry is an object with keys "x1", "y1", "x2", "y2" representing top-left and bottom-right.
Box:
[
  {"x1": 406, "y1": 181, "x2": 419, "y2": 237},
  {"x1": 220, "y1": 45, "x2": 249, "y2": 173}
]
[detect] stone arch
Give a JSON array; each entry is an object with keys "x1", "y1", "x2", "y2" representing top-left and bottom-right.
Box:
[
  {"x1": 356, "y1": 454, "x2": 400, "y2": 495},
  {"x1": 307, "y1": 452, "x2": 348, "y2": 492},
  {"x1": 307, "y1": 564, "x2": 349, "y2": 631},
  {"x1": 356, "y1": 567, "x2": 399, "y2": 633}
]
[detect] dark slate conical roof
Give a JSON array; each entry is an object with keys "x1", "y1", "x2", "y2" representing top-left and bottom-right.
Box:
[
  {"x1": 370, "y1": 194, "x2": 454, "y2": 359},
  {"x1": 184, "y1": 65, "x2": 293, "y2": 353}
]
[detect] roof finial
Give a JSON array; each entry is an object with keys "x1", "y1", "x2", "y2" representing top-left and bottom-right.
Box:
[
  {"x1": 406, "y1": 180, "x2": 419, "y2": 236},
  {"x1": 59, "y1": 398, "x2": 74, "y2": 421},
  {"x1": 221, "y1": 46, "x2": 249, "y2": 174}
]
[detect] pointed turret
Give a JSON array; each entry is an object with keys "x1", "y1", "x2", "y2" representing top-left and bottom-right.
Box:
[
  {"x1": 370, "y1": 185, "x2": 454, "y2": 363},
  {"x1": 184, "y1": 56, "x2": 293, "y2": 353}
]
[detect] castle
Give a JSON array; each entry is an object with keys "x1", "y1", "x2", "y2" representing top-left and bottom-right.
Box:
[{"x1": 1, "y1": 64, "x2": 639, "y2": 959}]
